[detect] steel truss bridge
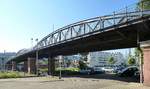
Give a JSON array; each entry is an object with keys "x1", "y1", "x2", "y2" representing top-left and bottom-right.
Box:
[{"x1": 8, "y1": 1, "x2": 150, "y2": 63}]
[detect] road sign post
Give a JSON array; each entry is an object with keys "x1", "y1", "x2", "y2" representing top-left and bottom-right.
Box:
[{"x1": 59, "y1": 55, "x2": 63, "y2": 79}]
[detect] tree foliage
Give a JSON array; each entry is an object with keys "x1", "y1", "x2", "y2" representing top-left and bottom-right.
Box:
[
  {"x1": 78, "y1": 52, "x2": 89, "y2": 69},
  {"x1": 79, "y1": 52, "x2": 89, "y2": 61},
  {"x1": 134, "y1": 47, "x2": 144, "y2": 64},
  {"x1": 66, "y1": 60, "x2": 72, "y2": 67},
  {"x1": 78, "y1": 60, "x2": 87, "y2": 69},
  {"x1": 138, "y1": 0, "x2": 150, "y2": 10},
  {"x1": 108, "y1": 56, "x2": 116, "y2": 64},
  {"x1": 128, "y1": 56, "x2": 136, "y2": 65}
]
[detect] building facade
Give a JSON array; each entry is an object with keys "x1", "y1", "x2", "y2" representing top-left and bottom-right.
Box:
[{"x1": 87, "y1": 51, "x2": 125, "y2": 67}]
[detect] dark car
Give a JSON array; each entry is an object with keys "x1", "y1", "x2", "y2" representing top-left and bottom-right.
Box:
[
  {"x1": 114, "y1": 66, "x2": 125, "y2": 73},
  {"x1": 118, "y1": 66, "x2": 139, "y2": 77}
]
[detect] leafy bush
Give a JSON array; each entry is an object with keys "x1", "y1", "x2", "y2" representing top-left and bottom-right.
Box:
[
  {"x1": 0, "y1": 71, "x2": 21, "y2": 78},
  {"x1": 56, "y1": 68, "x2": 80, "y2": 71},
  {"x1": 39, "y1": 68, "x2": 48, "y2": 73},
  {"x1": 55, "y1": 68, "x2": 80, "y2": 75}
]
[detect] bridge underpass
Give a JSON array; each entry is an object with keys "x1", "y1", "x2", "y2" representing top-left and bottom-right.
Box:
[{"x1": 6, "y1": 2, "x2": 150, "y2": 86}]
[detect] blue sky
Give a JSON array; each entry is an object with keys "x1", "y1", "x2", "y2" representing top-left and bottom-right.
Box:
[{"x1": 0, "y1": 0, "x2": 138, "y2": 52}]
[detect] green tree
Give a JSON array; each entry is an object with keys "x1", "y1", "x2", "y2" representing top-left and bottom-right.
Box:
[
  {"x1": 66, "y1": 60, "x2": 72, "y2": 67},
  {"x1": 78, "y1": 52, "x2": 89, "y2": 69},
  {"x1": 108, "y1": 56, "x2": 116, "y2": 65},
  {"x1": 78, "y1": 60, "x2": 87, "y2": 69},
  {"x1": 128, "y1": 56, "x2": 136, "y2": 65},
  {"x1": 134, "y1": 47, "x2": 144, "y2": 65},
  {"x1": 79, "y1": 52, "x2": 89, "y2": 61},
  {"x1": 138, "y1": 0, "x2": 150, "y2": 10}
]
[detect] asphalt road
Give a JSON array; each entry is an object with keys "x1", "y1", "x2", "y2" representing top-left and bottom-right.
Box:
[{"x1": 0, "y1": 74, "x2": 149, "y2": 89}]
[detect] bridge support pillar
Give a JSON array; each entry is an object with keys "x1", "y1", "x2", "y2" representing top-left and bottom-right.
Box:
[
  {"x1": 11, "y1": 61, "x2": 17, "y2": 71},
  {"x1": 141, "y1": 41, "x2": 150, "y2": 86},
  {"x1": 23, "y1": 61, "x2": 28, "y2": 72},
  {"x1": 11, "y1": 61, "x2": 16, "y2": 71},
  {"x1": 6, "y1": 62, "x2": 12, "y2": 70},
  {"x1": 27, "y1": 58, "x2": 36, "y2": 74},
  {"x1": 48, "y1": 57, "x2": 55, "y2": 76}
]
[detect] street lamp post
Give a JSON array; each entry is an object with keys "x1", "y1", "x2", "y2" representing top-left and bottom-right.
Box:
[{"x1": 35, "y1": 38, "x2": 39, "y2": 76}]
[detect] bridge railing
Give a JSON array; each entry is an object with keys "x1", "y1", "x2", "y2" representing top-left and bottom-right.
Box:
[{"x1": 16, "y1": 1, "x2": 150, "y2": 57}]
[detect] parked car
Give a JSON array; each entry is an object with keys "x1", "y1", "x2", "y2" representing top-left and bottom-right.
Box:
[
  {"x1": 117, "y1": 66, "x2": 139, "y2": 77},
  {"x1": 79, "y1": 67, "x2": 94, "y2": 75},
  {"x1": 102, "y1": 67, "x2": 114, "y2": 73},
  {"x1": 134, "y1": 71, "x2": 140, "y2": 78},
  {"x1": 114, "y1": 66, "x2": 125, "y2": 73},
  {"x1": 93, "y1": 67, "x2": 105, "y2": 74}
]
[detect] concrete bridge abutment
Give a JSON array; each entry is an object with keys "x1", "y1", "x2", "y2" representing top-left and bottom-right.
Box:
[{"x1": 141, "y1": 41, "x2": 150, "y2": 86}]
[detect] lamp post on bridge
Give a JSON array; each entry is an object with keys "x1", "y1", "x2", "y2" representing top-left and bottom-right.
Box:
[{"x1": 31, "y1": 38, "x2": 33, "y2": 49}]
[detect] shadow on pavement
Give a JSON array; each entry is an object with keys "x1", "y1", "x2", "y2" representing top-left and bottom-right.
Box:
[{"x1": 59, "y1": 74, "x2": 140, "y2": 83}]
